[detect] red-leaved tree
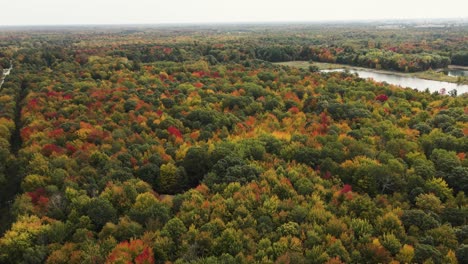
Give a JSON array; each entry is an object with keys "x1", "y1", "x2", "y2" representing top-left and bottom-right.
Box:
[{"x1": 106, "y1": 239, "x2": 155, "y2": 264}]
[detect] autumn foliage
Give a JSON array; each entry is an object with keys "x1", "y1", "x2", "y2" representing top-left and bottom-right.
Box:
[
  {"x1": 106, "y1": 240, "x2": 155, "y2": 264},
  {"x1": 0, "y1": 24, "x2": 466, "y2": 264}
]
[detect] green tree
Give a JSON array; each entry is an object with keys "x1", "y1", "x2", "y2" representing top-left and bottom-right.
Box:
[
  {"x1": 129, "y1": 192, "x2": 170, "y2": 227},
  {"x1": 156, "y1": 163, "x2": 187, "y2": 194},
  {"x1": 381, "y1": 233, "x2": 402, "y2": 255},
  {"x1": 456, "y1": 244, "x2": 468, "y2": 264},
  {"x1": 85, "y1": 197, "x2": 117, "y2": 229},
  {"x1": 136, "y1": 163, "x2": 160, "y2": 186},
  {"x1": 415, "y1": 193, "x2": 444, "y2": 213},
  {"x1": 162, "y1": 217, "x2": 187, "y2": 259},
  {"x1": 183, "y1": 147, "x2": 211, "y2": 187},
  {"x1": 446, "y1": 166, "x2": 468, "y2": 193},
  {"x1": 0, "y1": 215, "x2": 50, "y2": 264},
  {"x1": 204, "y1": 156, "x2": 260, "y2": 186},
  {"x1": 401, "y1": 209, "x2": 440, "y2": 232},
  {"x1": 214, "y1": 228, "x2": 244, "y2": 256},
  {"x1": 99, "y1": 216, "x2": 143, "y2": 241},
  {"x1": 413, "y1": 244, "x2": 442, "y2": 263},
  {"x1": 430, "y1": 149, "x2": 460, "y2": 173}
]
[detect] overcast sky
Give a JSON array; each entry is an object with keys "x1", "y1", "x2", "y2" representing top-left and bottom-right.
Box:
[{"x1": 1, "y1": 0, "x2": 467, "y2": 26}]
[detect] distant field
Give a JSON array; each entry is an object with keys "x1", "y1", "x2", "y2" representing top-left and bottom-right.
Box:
[{"x1": 274, "y1": 61, "x2": 346, "y2": 70}]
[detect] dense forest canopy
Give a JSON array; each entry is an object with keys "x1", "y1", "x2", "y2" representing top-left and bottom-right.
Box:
[{"x1": 0, "y1": 23, "x2": 467, "y2": 264}]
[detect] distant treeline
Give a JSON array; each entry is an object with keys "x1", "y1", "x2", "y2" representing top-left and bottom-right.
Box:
[{"x1": 7, "y1": 43, "x2": 459, "y2": 73}]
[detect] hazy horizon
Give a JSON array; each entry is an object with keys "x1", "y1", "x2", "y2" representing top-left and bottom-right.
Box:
[{"x1": 1, "y1": 0, "x2": 468, "y2": 26}]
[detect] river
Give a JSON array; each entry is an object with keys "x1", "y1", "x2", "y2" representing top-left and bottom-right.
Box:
[
  {"x1": 0, "y1": 61, "x2": 13, "y2": 91},
  {"x1": 321, "y1": 68, "x2": 468, "y2": 95}
]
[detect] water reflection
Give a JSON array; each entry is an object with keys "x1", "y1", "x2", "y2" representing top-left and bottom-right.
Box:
[{"x1": 447, "y1": 69, "x2": 467, "y2": 77}]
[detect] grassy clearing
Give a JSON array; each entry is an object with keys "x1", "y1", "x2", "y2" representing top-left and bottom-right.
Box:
[
  {"x1": 274, "y1": 61, "x2": 347, "y2": 70},
  {"x1": 448, "y1": 65, "x2": 468, "y2": 70},
  {"x1": 412, "y1": 70, "x2": 468, "y2": 85}
]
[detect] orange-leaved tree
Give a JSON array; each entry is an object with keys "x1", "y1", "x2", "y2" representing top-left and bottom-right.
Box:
[{"x1": 106, "y1": 239, "x2": 154, "y2": 264}]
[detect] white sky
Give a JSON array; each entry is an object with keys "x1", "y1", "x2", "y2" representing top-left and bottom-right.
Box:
[{"x1": 1, "y1": 0, "x2": 467, "y2": 26}]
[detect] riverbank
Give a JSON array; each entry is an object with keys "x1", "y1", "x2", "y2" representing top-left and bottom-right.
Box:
[{"x1": 275, "y1": 61, "x2": 468, "y2": 85}]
